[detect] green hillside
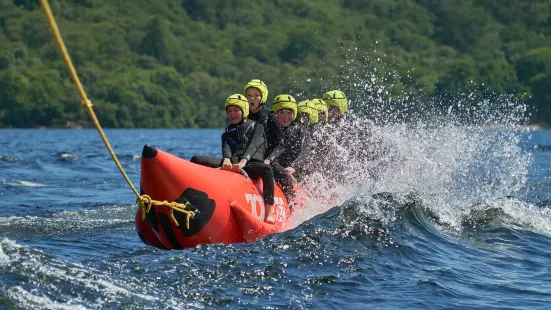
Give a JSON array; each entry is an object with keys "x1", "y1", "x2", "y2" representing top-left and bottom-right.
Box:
[{"x1": 0, "y1": 0, "x2": 550, "y2": 128}]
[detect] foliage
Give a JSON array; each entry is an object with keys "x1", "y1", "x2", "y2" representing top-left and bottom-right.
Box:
[{"x1": 0, "y1": 0, "x2": 550, "y2": 128}]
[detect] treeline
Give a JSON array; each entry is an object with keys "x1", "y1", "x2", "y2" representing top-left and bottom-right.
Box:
[{"x1": 0, "y1": 0, "x2": 549, "y2": 128}]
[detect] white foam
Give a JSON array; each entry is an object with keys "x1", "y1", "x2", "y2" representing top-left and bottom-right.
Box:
[
  {"x1": 59, "y1": 153, "x2": 79, "y2": 160},
  {"x1": 488, "y1": 198, "x2": 551, "y2": 235},
  {"x1": 0, "y1": 238, "x2": 14, "y2": 267},
  {"x1": 7, "y1": 286, "x2": 87, "y2": 310},
  {"x1": 285, "y1": 61, "x2": 534, "y2": 234},
  {"x1": 0, "y1": 206, "x2": 133, "y2": 235},
  {"x1": 1, "y1": 180, "x2": 48, "y2": 187},
  {"x1": 1, "y1": 238, "x2": 157, "y2": 309},
  {"x1": 19, "y1": 181, "x2": 48, "y2": 187}
]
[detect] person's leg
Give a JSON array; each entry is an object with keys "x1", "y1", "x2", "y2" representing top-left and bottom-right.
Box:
[
  {"x1": 244, "y1": 162, "x2": 275, "y2": 223},
  {"x1": 272, "y1": 162, "x2": 295, "y2": 203},
  {"x1": 190, "y1": 155, "x2": 223, "y2": 168}
]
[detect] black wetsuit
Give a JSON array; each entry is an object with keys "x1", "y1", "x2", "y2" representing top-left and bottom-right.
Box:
[
  {"x1": 248, "y1": 106, "x2": 285, "y2": 162},
  {"x1": 191, "y1": 120, "x2": 274, "y2": 205},
  {"x1": 221, "y1": 120, "x2": 266, "y2": 163},
  {"x1": 277, "y1": 122, "x2": 310, "y2": 168},
  {"x1": 302, "y1": 122, "x2": 333, "y2": 178},
  {"x1": 273, "y1": 123, "x2": 310, "y2": 198}
]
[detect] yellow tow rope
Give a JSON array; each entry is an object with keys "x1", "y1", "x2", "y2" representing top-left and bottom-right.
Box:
[{"x1": 39, "y1": 0, "x2": 195, "y2": 229}]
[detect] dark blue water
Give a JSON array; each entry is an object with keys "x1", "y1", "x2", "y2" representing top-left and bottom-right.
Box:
[{"x1": 1, "y1": 128, "x2": 551, "y2": 309}]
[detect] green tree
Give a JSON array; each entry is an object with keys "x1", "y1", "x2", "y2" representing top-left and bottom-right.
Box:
[
  {"x1": 516, "y1": 47, "x2": 551, "y2": 123},
  {"x1": 137, "y1": 16, "x2": 179, "y2": 65},
  {"x1": 0, "y1": 0, "x2": 550, "y2": 127},
  {"x1": 435, "y1": 57, "x2": 479, "y2": 94},
  {"x1": 0, "y1": 68, "x2": 64, "y2": 127}
]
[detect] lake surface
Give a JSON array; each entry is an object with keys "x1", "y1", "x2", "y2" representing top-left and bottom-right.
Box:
[{"x1": 1, "y1": 127, "x2": 550, "y2": 309}]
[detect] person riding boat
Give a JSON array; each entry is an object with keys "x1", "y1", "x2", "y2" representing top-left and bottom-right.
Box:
[
  {"x1": 271, "y1": 94, "x2": 310, "y2": 202},
  {"x1": 296, "y1": 100, "x2": 320, "y2": 130},
  {"x1": 311, "y1": 98, "x2": 328, "y2": 126},
  {"x1": 323, "y1": 90, "x2": 348, "y2": 124},
  {"x1": 244, "y1": 79, "x2": 286, "y2": 166},
  {"x1": 322, "y1": 90, "x2": 388, "y2": 179},
  {"x1": 192, "y1": 94, "x2": 277, "y2": 223},
  {"x1": 292, "y1": 100, "x2": 322, "y2": 179}
]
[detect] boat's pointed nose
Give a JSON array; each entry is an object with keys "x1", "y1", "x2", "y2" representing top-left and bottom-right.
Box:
[{"x1": 142, "y1": 144, "x2": 158, "y2": 159}]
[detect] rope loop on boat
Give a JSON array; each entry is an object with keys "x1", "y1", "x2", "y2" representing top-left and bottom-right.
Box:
[{"x1": 137, "y1": 195, "x2": 195, "y2": 229}]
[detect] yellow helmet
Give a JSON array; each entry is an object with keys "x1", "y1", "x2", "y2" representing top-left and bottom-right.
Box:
[
  {"x1": 225, "y1": 94, "x2": 249, "y2": 119},
  {"x1": 310, "y1": 98, "x2": 328, "y2": 123},
  {"x1": 272, "y1": 94, "x2": 298, "y2": 120},
  {"x1": 297, "y1": 100, "x2": 319, "y2": 125},
  {"x1": 244, "y1": 79, "x2": 268, "y2": 104},
  {"x1": 322, "y1": 90, "x2": 348, "y2": 114}
]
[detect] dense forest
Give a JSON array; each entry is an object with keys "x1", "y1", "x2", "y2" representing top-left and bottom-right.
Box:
[{"x1": 0, "y1": 0, "x2": 549, "y2": 128}]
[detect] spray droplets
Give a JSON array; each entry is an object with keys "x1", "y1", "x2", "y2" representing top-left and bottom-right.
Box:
[{"x1": 287, "y1": 45, "x2": 534, "y2": 235}]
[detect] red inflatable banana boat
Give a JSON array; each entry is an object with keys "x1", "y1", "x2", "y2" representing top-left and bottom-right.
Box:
[{"x1": 136, "y1": 144, "x2": 299, "y2": 250}]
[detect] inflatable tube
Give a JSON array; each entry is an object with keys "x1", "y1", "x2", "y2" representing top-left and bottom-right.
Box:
[{"x1": 136, "y1": 145, "x2": 298, "y2": 249}]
